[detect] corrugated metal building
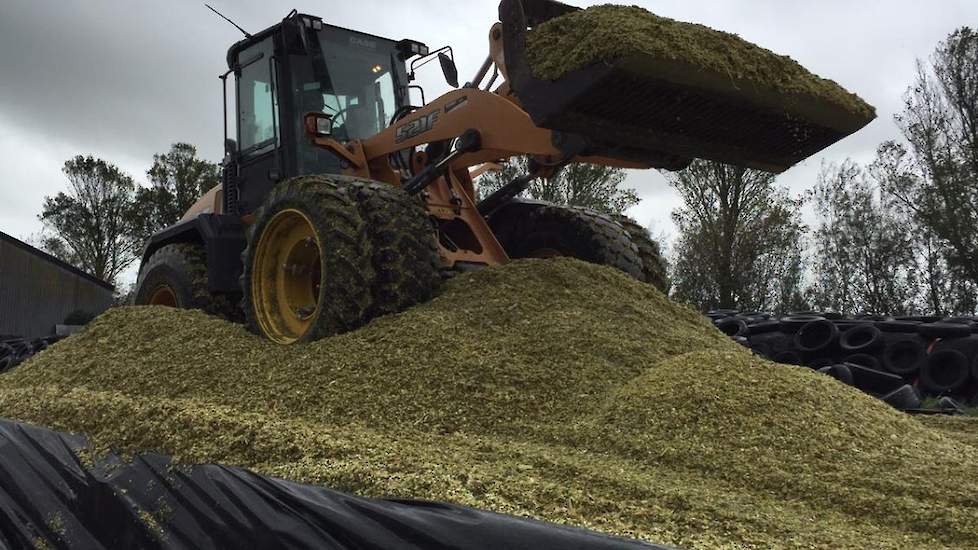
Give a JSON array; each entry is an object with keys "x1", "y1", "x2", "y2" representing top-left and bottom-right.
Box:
[{"x1": 0, "y1": 231, "x2": 114, "y2": 339}]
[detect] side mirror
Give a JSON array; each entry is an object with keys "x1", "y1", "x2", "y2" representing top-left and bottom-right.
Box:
[
  {"x1": 303, "y1": 112, "x2": 333, "y2": 138},
  {"x1": 438, "y1": 52, "x2": 459, "y2": 88}
]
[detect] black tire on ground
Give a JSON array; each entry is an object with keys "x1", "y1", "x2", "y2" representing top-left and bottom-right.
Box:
[
  {"x1": 739, "y1": 312, "x2": 771, "y2": 324},
  {"x1": 749, "y1": 342, "x2": 772, "y2": 358},
  {"x1": 747, "y1": 331, "x2": 792, "y2": 357},
  {"x1": 881, "y1": 337, "x2": 926, "y2": 375},
  {"x1": 715, "y1": 317, "x2": 748, "y2": 337},
  {"x1": 779, "y1": 315, "x2": 825, "y2": 334},
  {"x1": 794, "y1": 319, "x2": 840, "y2": 353},
  {"x1": 4, "y1": 339, "x2": 31, "y2": 362},
  {"x1": 0, "y1": 343, "x2": 14, "y2": 373},
  {"x1": 806, "y1": 357, "x2": 836, "y2": 369},
  {"x1": 920, "y1": 349, "x2": 971, "y2": 394},
  {"x1": 772, "y1": 350, "x2": 803, "y2": 365},
  {"x1": 876, "y1": 320, "x2": 922, "y2": 333},
  {"x1": 839, "y1": 324, "x2": 884, "y2": 353},
  {"x1": 880, "y1": 385, "x2": 922, "y2": 410},
  {"x1": 747, "y1": 319, "x2": 782, "y2": 335},
  {"x1": 895, "y1": 315, "x2": 942, "y2": 323},
  {"x1": 343, "y1": 178, "x2": 441, "y2": 321},
  {"x1": 30, "y1": 339, "x2": 48, "y2": 354},
  {"x1": 611, "y1": 214, "x2": 669, "y2": 292},
  {"x1": 133, "y1": 243, "x2": 243, "y2": 321},
  {"x1": 918, "y1": 322, "x2": 973, "y2": 339},
  {"x1": 844, "y1": 353, "x2": 882, "y2": 370},
  {"x1": 846, "y1": 363, "x2": 907, "y2": 395},
  {"x1": 241, "y1": 176, "x2": 375, "y2": 343},
  {"x1": 708, "y1": 309, "x2": 740, "y2": 317},
  {"x1": 832, "y1": 319, "x2": 876, "y2": 332},
  {"x1": 492, "y1": 203, "x2": 645, "y2": 283},
  {"x1": 817, "y1": 364, "x2": 854, "y2": 385}
]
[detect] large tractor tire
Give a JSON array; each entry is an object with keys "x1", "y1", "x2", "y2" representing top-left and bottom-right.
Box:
[
  {"x1": 612, "y1": 214, "x2": 670, "y2": 292},
  {"x1": 241, "y1": 175, "x2": 440, "y2": 344},
  {"x1": 491, "y1": 203, "x2": 645, "y2": 282},
  {"x1": 344, "y1": 178, "x2": 441, "y2": 320},
  {"x1": 133, "y1": 243, "x2": 242, "y2": 321}
]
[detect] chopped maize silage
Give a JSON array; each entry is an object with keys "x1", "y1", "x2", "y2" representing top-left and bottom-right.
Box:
[
  {"x1": 525, "y1": 5, "x2": 874, "y2": 120},
  {"x1": 918, "y1": 416, "x2": 978, "y2": 449},
  {"x1": 1, "y1": 258, "x2": 976, "y2": 549}
]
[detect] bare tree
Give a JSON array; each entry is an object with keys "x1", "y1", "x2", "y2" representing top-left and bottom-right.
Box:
[
  {"x1": 39, "y1": 156, "x2": 141, "y2": 284},
  {"x1": 668, "y1": 160, "x2": 806, "y2": 312}
]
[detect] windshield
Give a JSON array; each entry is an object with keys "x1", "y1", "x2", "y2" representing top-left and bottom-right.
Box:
[{"x1": 290, "y1": 27, "x2": 405, "y2": 174}]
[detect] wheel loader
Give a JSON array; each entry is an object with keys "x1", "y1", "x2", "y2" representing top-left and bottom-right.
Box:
[{"x1": 133, "y1": 0, "x2": 873, "y2": 344}]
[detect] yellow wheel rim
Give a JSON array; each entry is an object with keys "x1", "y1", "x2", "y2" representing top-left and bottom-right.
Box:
[
  {"x1": 149, "y1": 286, "x2": 177, "y2": 307},
  {"x1": 251, "y1": 208, "x2": 323, "y2": 344}
]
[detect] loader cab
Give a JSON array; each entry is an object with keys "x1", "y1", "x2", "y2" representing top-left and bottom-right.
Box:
[{"x1": 224, "y1": 14, "x2": 417, "y2": 215}]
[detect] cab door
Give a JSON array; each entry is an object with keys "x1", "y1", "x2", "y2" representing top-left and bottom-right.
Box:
[{"x1": 233, "y1": 37, "x2": 282, "y2": 215}]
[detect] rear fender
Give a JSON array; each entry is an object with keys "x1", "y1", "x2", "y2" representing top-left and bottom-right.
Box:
[{"x1": 140, "y1": 214, "x2": 246, "y2": 293}]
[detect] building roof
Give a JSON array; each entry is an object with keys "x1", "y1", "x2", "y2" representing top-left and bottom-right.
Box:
[{"x1": 0, "y1": 231, "x2": 115, "y2": 291}]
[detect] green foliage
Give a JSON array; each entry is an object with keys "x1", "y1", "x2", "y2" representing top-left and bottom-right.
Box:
[
  {"x1": 668, "y1": 160, "x2": 806, "y2": 312},
  {"x1": 807, "y1": 161, "x2": 918, "y2": 315},
  {"x1": 882, "y1": 28, "x2": 978, "y2": 290},
  {"x1": 476, "y1": 157, "x2": 639, "y2": 214},
  {"x1": 132, "y1": 143, "x2": 220, "y2": 243},
  {"x1": 38, "y1": 156, "x2": 142, "y2": 284}
]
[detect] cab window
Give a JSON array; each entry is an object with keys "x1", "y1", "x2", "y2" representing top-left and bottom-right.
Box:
[{"x1": 237, "y1": 38, "x2": 279, "y2": 154}]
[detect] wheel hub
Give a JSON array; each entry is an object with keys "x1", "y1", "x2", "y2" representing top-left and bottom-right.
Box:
[
  {"x1": 251, "y1": 209, "x2": 323, "y2": 344},
  {"x1": 148, "y1": 285, "x2": 178, "y2": 307}
]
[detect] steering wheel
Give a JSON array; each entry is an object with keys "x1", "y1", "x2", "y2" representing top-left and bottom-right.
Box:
[{"x1": 328, "y1": 106, "x2": 351, "y2": 138}]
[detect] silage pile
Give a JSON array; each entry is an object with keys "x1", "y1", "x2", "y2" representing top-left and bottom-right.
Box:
[
  {"x1": 1, "y1": 258, "x2": 976, "y2": 549},
  {"x1": 525, "y1": 5, "x2": 874, "y2": 120}
]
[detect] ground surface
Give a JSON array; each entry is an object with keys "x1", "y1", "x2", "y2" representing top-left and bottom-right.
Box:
[{"x1": 0, "y1": 259, "x2": 975, "y2": 549}]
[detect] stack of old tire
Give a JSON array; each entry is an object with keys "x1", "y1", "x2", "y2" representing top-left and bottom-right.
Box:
[
  {"x1": 0, "y1": 335, "x2": 60, "y2": 373},
  {"x1": 710, "y1": 311, "x2": 978, "y2": 412}
]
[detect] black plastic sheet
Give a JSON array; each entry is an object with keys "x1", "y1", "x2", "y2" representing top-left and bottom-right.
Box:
[{"x1": 0, "y1": 419, "x2": 674, "y2": 550}]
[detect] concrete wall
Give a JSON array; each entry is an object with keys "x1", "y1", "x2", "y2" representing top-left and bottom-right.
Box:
[{"x1": 0, "y1": 232, "x2": 114, "y2": 339}]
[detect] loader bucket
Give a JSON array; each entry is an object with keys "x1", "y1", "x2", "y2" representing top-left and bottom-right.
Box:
[{"x1": 499, "y1": 0, "x2": 876, "y2": 173}]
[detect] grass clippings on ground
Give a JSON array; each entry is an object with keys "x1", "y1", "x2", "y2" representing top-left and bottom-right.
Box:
[{"x1": 1, "y1": 258, "x2": 974, "y2": 549}]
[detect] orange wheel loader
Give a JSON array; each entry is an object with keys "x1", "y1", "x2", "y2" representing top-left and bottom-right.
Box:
[{"x1": 133, "y1": 0, "x2": 872, "y2": 344}]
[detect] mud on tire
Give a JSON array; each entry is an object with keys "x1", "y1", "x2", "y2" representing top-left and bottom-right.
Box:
[
  {"x1": 241, "y1": 176, "x2": 374, "y2": 343},
  {"x1": 492, "y1": 203, "x2": 645, "y2": 282},
  {"x1": 612, "y1": 214, "x2": 669, "y2": 292},
  {"x1": 133, "y1": 243, "x2": 242, "y2": 321},
  {"x1": 342, "y1": 177, "x2": 441, "y2": 321}
]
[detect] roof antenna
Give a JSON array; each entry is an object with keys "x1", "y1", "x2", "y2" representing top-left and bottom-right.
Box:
[{"x1": 205, "y1": 4, "x2": 252, "y2": 38}]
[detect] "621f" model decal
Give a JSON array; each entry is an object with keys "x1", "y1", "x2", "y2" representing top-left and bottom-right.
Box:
[{"x1": 395, "y1": 111, "x2": 439, "y2": 143}]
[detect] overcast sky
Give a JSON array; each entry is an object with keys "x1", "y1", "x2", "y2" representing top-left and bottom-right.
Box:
[{"x1": 1, "y1": 0, "x2": 974, "y2": 284}]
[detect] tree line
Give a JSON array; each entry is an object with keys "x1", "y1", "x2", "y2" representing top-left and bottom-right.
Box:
[
  {"x1": 36, "y1": 143, "x2": 219, "y2": 285},
  {"x1": 670, "y1": 27, "x2": 978, "y2": 316},
  {"x1": 482, "y1": 26, "x2": 977, "y2": 316}
]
